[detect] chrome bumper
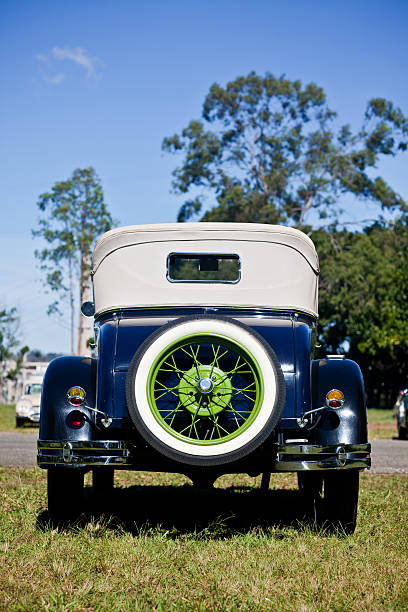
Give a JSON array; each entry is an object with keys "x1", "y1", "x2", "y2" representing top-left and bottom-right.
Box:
[
  {"x1": 37, "y1": 440, "x2": 371, "y2": 471},
  {"x1": 271, "y1": 443, "x2": 371, "y2": 471}
]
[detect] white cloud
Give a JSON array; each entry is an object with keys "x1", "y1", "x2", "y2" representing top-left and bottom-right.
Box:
[
  {"x1": 34, "y1": 46, "x2": 102, "y2": 82},
  {"x1": 51, "y1": 46, "x2": 100, "y2": 79},
  {"x1": 45, "y1": 73, "x2": 66, "y2": 85},
  {"x1": 35, "y1": 53, "x2": 49, "y2": 63}
]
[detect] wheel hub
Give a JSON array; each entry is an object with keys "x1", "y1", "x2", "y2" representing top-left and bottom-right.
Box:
[
  {"x1": 197, "y1": 377, "x2": 213, "y2": 394},
  {"x1": 178, "y1": 365, "x2": 232, "y2": 417}
]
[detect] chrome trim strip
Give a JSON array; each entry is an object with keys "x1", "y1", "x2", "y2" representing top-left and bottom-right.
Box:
[
  {"x1": 276, "y1": 443, "x2": 370, "y2": 455},
  {"x1": 38, "y1": 454, "x2": 134, "y2": 466},
  {"x1": 272, "y1": 442, "x2": 371, "y2": 472},
  {"x1": 38, "y1": 440, "x2": 132, "y2": 450},
  {"x1": 37, "y1": 440, "x2": 371, "y2": 470},
  {"x1": 271, "y1": 458, "x2": 370, "y2": 472}
]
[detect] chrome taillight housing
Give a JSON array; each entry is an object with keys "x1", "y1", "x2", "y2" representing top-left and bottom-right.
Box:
[
  {"x1": 67, "y1": 386, "x2": 86, "y2": 406},
  {"x1": 325, "y1": 389, "x2": 345, "y2": 409}
]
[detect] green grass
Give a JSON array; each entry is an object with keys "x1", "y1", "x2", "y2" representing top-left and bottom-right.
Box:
[
  {"x1": 0, "y1": 404, "x2": 16, "y2": 431},
  {"x1": 0, "y1": 405, "x2": 397, "y2": 439},
  {"x1": 367, "y1": 408, "x2": 396, "y2": 440},
  {"x1": 1, "y1": 468, "x2": 407, "y2": 611},
  {"x1": 0, "y1": 404, "x2": 38, "y2": 432}
]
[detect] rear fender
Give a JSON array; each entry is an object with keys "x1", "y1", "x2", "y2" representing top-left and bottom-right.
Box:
[
  {"x1": 311, "y1": 358, "x2": 368, "y2": 445},
  {"x1": 39, "y1": 356, "x2": 96, "y2": 441}
]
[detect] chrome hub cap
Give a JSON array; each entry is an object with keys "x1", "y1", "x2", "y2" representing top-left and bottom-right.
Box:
[{"x1": 197, "y1": 377, "x2": 214, "y2": 394}]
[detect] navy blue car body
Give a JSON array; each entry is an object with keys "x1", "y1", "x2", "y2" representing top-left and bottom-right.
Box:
[{"x1": 38, "y1": 223, "x2": 370, "y2": 529}]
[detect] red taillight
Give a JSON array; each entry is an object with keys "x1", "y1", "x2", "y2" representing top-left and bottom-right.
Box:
[
  {"x1": 69, "y1": 396, "x2": 83, "y2": 406},
  {"x1": 70, "y1": 410, "x2": 85, "y2": 428},
  {"x1": 328, "y1": 398, "x2": 342, "y2": 408}
]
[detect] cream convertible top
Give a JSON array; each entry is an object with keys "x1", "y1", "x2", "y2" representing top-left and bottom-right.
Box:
[{"x1": 92, "y1": 223, "x2": 319, "y2": 318}]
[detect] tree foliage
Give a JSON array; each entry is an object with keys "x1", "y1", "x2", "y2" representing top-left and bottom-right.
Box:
[
  {"x1": 0, "y1": 307, "x2": 29, "y2": 401},
  {"x1": 33, "y1": 167, "x2": 116, "y2": 355},
  {"x1": 313, "y1": 217, "x2": 408, "y2": 407},
  {"x1": 0, "y1": 307, "x2": 20, "y2": 361},
  {"x1": 163, "y1": 72, "x2": 408, "y2": 406},
  {"x1": 163, "y1": 72, "x2": 408, "y2": 226}
]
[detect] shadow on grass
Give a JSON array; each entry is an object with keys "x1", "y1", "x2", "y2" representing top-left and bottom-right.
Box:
[{"x1": 36, "y1": 483, "x2": 314, "y2": 537}]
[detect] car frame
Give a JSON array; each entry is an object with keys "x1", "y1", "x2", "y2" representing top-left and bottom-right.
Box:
[{"x1": 38, "y1": 223, "x2": 371, "y2": 530}]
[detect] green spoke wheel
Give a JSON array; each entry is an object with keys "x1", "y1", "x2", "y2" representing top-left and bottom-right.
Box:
[
  {"x1": 126, "y1": 315, "x2": 285, "y2": 467},
  {"x1": 149, "y1": 338, "x2": 262, "y2": 444}
]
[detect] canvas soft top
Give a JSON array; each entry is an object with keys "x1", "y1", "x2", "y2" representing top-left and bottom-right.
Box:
[
  {"x1": 92, "y1": 223, "x2": 318, "y2": 273},
  {"x1": 91, "y1": 223, "x2": 319, "y2": 317}
]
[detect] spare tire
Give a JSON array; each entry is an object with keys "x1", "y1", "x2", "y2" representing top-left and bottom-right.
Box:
[{"x1": 126, "y1": 315, "x2": 285, "y2": 466}]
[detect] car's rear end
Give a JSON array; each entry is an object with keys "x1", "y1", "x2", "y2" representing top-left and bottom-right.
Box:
[{"x1": 38, "y1": 223, "x2": 370, "y2": 530}]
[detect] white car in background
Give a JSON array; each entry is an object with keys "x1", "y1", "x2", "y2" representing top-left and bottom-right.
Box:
[
  {"x1": 394, "y1": 388, "x2": 408, "y2": 440},
  {"x1": 15, "y1": 378, "x2": 43, "y2": 427}
]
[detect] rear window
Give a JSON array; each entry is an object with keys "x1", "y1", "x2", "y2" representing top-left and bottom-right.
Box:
[{"x1": 167, "y1": 253, "x2": 240, "y2": 283}]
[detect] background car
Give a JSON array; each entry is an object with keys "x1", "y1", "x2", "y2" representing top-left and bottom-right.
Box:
[
  {"x1": 394, "y1": 389, "x2": 408, "y2": 439},
  {"x1": 15, "y1": 378, "x2": 43, "y2": 427},
  {"x1": 38, "y1": 223, "x2": 371, "y2": 531}
]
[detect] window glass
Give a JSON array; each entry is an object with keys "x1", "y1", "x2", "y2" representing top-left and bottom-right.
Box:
[
  {"x1": 168, "y1": 253, "x2": 240, "y2": 283},
  {"x1": 25, "y1": 383, "x2": 42, "y2": 394}
]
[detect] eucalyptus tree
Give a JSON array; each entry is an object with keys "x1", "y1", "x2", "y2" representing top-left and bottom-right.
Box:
[
  {"x1": 33, "y1": 167, "x2": 115, "y2": 355},
  {"x1": 0, "y1": 306, "x2": 28, "y2": 401},
  {"x1": 163, "y1": 72, "x2": 408, "y2": 226},
  {"x1": 313, "y1": 217, "x2": 408, "y2": 407},
  {"x1": 0, "y1": 306, "x2": 20, "y2": 362}
]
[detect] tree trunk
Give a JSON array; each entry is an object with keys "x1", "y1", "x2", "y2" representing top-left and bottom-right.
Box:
[
  {"x1": 68, "y1": 257, "x2": 74, "y2": 355},
  {"x1": 76, "y1": 252, "x2": 92, "y2": 356}
]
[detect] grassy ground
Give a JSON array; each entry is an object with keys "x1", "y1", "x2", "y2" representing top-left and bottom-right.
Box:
[
  {"x1": 0, "y1": 404, "x2": 38, "y2": 432},
  {"x1": 0, "y1": 404, "x2": 15, "y2": 431},
  {"x1": 0, "y1": 468, "x2": 407, "y2": 611},
  {"x1": 367, "y1": 408, "x2": 397, "y2": 440},
  {"x1": 0, "y1": 404, "x2": 398, "y2": 438}
]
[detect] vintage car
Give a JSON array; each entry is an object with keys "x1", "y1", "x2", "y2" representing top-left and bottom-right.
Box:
[
  {"x1": 38, "y1": 223, "x2": 371, "y2": 531},
  {"x1": 393, "y1": 389, "x2": 408, "y2": 440},
  {"x1": 16, "y1": 378, "x2": 43, "y2": 427}
]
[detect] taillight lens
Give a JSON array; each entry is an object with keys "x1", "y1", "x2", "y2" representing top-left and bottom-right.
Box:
[
  {"x1": 67, "y1": 386, "x2": 86, "y2": 406},
  {"x1": 326, "y1": 389, "x2": 344, "y2": 409},
  {"x1": 69, "y1": 410, "x2": 85, "y2": 428}
]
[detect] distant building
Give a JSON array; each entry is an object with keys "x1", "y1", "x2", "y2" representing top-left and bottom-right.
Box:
[{"x1": 0, "y1": 357, "x2": 50, "y2": 404}]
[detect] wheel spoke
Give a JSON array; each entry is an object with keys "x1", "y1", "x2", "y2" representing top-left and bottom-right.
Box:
[
  {"x1": 236, "y1": 392, "x2": 257, "y2": 402},
  {"x1": 154, "y1": 389, "x2": 173, "y2": 401},
  {"x1": 164, "y1": 402, "x2": 182, "y2": 426},
  {"x1": 209, "y1": 344, "x2": 220, "y2": 377},
  {"x1": 210, "y1": 344, "x2": 229, "y2": 374},
  {"x1": 206, "y1": 403, "x2": 230, "y2": 437},
  {"x1": 233, "y1": 381, "x2": 256, "y2": 392},
  {"x1": 154, "y1": 381, "x2": 180, "y2": 400},
  {"x1": 205, "y1": 403, "x2": 221, "y2": 438},
  {"x1": 211, "y1": 395, "x2": 230, "y2": 410},
  {"x1": 160, "y1": 363, "x2": 196, "y2": 383},
  {"x1": 180, "y1": 344, "x2": 202, "y2": 377},
  {"x1": 215, "y1": 359, "x2": 252, "y2": 386},
  {"x1": 187, "y1": 397, "x2": 202, "y2": 438},
  {"x1": 225, "y1": 405, "x2": 252, "y2": 419},
  {"x1": 179, "y1": 395, "x2": 199, "y2": 410}
]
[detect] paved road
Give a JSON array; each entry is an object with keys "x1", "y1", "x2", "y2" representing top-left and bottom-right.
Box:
[
  {"x1": 0, "y1": 432, "x2": 39, "y2": 468},
  {"x1": 0, "y1": 432, "x2": 407, "y2": 473}
]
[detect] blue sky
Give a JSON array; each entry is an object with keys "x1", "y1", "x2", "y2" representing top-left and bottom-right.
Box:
[{"x1": 1, "y1": 0, "x2": 407, "y2": 354}]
